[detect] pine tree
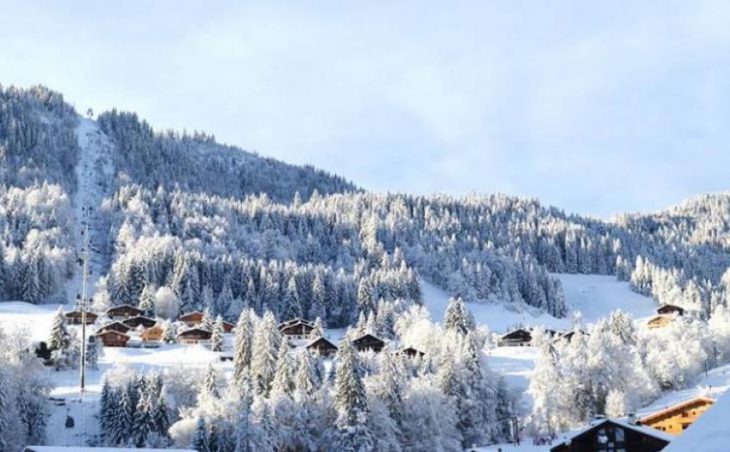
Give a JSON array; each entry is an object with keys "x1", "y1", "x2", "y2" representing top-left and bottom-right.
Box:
[
  {"x1": 48, "y1": 307, "x2": 70, "y2": 352},
  {"x1": 99, "y1": 379, "x2": 113, "y2": 441},
  {"x1": 216, "y1": 280, "x2": 234, "y2": 317},
  {"x1": 200, "y1": 309, "x2": 214, "y2": 332},
  {"x1": 251, "y1": 312, "x2": 281, "y2": 395},
  {"x1": 308, "y1": 316, "x2": 325, "y2": 340},
  {"x1": 139, "y1": 284, "x2": 156, "y2": 316},
  {"x1": 270, "y1": 342, "x2": 293, "y2": 400},
  {"x1": 211, "y1": 316, "x2": 224, "y2": 352},
  {"x1": 334, "y1": 339, "x2": 373, "y2": 451},
  {"x1": 309, "y1": 274, "x2": 327, "y2": 321},
  {"x1": 281, "y1": 276, "x2": 302, "y2": 320},
  {"x1": 85, "y1": 334, "x2": 100, "y2": 370},
  {"x1": 132, "y1": 393, "x2": 155, "y2": 447},
  {"x1": 201, "y1": 365, "x2": 220, "y2": 400},
  {"x1": 293, "y1": 349, "x2": 318, "y2": 401},
  {"x1": 192, "y1": 417, "x2": 209, "y2": 452},
  {"x1": 151, "y1": 393, "x2": 171, "y2": 441},
  {"x1": 443, "y1": 296, "x2": 475, "y2": 336},
  {"x1": 233, "y1": 309, "x2": 255, "y2": 388}
]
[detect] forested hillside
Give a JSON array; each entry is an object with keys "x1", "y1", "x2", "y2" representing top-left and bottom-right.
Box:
[{"x1": 3, "y1": 84, "x2": 730, "y2": 327}]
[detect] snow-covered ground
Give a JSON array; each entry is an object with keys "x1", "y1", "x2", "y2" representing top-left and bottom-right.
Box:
[{"x1": 67, "y1": 117, "x2": 115, "y2": 307}]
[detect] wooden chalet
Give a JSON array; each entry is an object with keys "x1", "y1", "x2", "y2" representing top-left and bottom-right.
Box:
[
  {"x1": 638, "y1": 396, "x2": 715, "y2": 435},
  {"x1": 647, "y1": 315, "x2": 673, "y2": 329},
  {"x1": 657, "y1": 304, "x2": 685, "y2": 316},
  {"x1": 96, "y1": 330, "x2": 130, "y2": 347},
  {"x1": 352, "y1": 333, "x2": 386, "y2": 352},
  {"x1": 177, "y1": 328, "x2": 212, "y2": 345},
  {"x1": 396, "y1": 346, "x2": 425, "y2": 358},
  {"x1": 106, "y1": 304, "x2": 144, "y2": 320},
  {"x1": 279, "y1": 317, "x2": 314, "y2": 328},
  {"x1": 141, "y1": 325, "x2": 164, "y2": 342},
  {"x1": 499, "y1": 328, "x2": 532, "y2": 347},
  {"x1": 222, "y1": 321, "x2": 235, "y2": 333},
  {"x1": 122, "y1": 316, "x2": 157, "y2": 329},
  {"x1": 279, "y1": 319, "x2": 315, "y2": 340},
  {"x1": 179, "y1": 311, "x2": 205, "y2": 327},
  {"x1": 64, "y1": 310, "x2": 98, "y2": 325},
  {"x1": 306, "y1": 337, "x2": 338, "y2": 356},
  {"x1": 98, "y1": 321, "x2": 131, "y2": 334},
  {"x1": 550, "y1": 418, "x2": 671, "y2": 452}
]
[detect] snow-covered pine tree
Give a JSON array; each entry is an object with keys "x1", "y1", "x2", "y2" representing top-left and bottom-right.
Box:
[
  {"x1": 251, "y1": 311, "x2": 281, "y2": 396},
  {"x1": 200, "y1": 310, "x2": 213, "y2": 332},
  {"x1": 48, "y1": 307, "x2": 70, "y2": 352},
  {"x1": 85, "y1": 334, "x2": 100, "y2": 370},
  {"x1": 233, "y1": 308, "x2": 256, "y2": 389},
  {"x1": 334, "y1": 339, "x2": 373, "y2": 451},
  {"x1": 308, "y1": 316, "x2": 325, "y2": 340},
  {"x1": 139, "y1": 284, "x2": 156, "y2": 316},
  {"x1": 192, "y1": 417, "x2": 209, "y2": 452},
  {"x1": 281, "y1": 276, "x2": 302, "y2": 320},
  {"x1": 132, "y1": 393, "x2": 155, "y2": 447},
  {"x1": 210, "y1": 316, "x2": 224, "y2": 352},
  {"x1": 443, "y1": 295, "x2": 475, "y2": 336}
]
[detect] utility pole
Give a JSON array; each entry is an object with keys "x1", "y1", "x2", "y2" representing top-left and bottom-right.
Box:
[{"x1": 78, "y1": 222, "x2": 90, "y2": 399}]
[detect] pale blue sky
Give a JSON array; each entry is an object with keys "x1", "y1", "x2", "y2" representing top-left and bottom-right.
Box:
[{"x1": 2, "y1": 1, "x2": 730, "y2": 217}]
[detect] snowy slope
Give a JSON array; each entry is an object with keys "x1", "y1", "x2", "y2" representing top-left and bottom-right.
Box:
[
  {"x1": 67, "y1": 117, "x2": 115, "y2": 306},
  {"x1": 555, "y1": 273, "x2": 658, "y2": 323},
  {"x1": 421, "y1": 273, "x2": 657, "y2": 334}
]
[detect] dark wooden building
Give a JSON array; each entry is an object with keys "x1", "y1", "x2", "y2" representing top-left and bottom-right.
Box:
[
  {"x1": 96, "y1": 330, "x2": 130, "y2": 347},
  {"x1": 559, "y1": 330, "x2": 588, "y2": 342},
  {"x1": 657, "y1": 304, "x2": 685, "y2": 316},
  {"x1": 177, "y1": 328, "x2": 212, "y2": 345},
  {"x1": 65, "y1": 310, "x2": 98, "y2": 325},
  {"x1": 280, "y1": 319, "x2": 315, "y2": 340},
  {"x1": 34, "y1": 341, "x2": 51, "y2": 361},
  {"x1": 106, "y1": 304, "x2": 144, "y2": 320},
  {"x1": 396, "y1": 346, "x2": 425, "y2": 358},
  {"x1": 98, "y1": 321, "x2": 131, "y2": 334},
  {"x1": 499, "y1": 328, "x2": 532, "y2": 347},
  {"x1": 179, "y1": 311, "x2": 205, "y2": 327},
  {"x1": 307, "y1": 337, "x2": 338, "y2": 356},
  {"x1": 352, "y1": 333, "x2": 386, "y2": 352},
  {"x1": 550, "y1": 419, "x2": 671, "y2": 452},
  {"x1": 122, "y1": 316, "x2": 157, "y2": 329},
  {"x1": 222, "y1": 321, "x2": 235, "y2": 333}
]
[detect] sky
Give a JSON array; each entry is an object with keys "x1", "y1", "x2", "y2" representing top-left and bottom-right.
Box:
[{"x1": 2, "y1": 1, "x2": 730, "y2": 217}]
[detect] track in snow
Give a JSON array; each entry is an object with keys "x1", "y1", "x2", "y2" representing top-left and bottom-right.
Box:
[{"x1": 67, "y1": 117, "x2": 115, "y2": 307}]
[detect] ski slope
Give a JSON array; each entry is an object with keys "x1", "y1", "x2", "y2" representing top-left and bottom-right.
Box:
[
  {"x1": 421, "y1": 273, "x2": 658, "y2": 334},
  {"x1": 67, "y1": 117, "x2": 115, "y2": 307},
  {"x1": 421, "y1": 274, "x2": 658, "y2": 393}
]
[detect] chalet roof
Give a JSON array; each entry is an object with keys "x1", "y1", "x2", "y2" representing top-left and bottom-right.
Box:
[
  {"x1": 98, "y1": 322, "x2": 131, "y2": 333},
  {"x1": 177, "y1": 328, "x2": 212, "y2": 338},
  {"x1": 352, "y1": 333, "x2": 385, "y2": 345},
  {"x1": 279, "y1": 317, "x2": 314, "y2": 328},
  {"x1": 122, "y1": 315, "x2": 156, "y2": 325},
  {"x1": 639, "y1": 396, "x2": 715, "y2": 424},
  {"x1": 65, "y1": 310, "x2": 98, "y2": 318},
  {"x1": 106, "y1": 304, "x2": 143, "y2": 315},
  {"x1": 647, "y1": 314, "x2": 672, "y2": 324},
  {"x1": 179, "y1": 311, "x2": 205, "y2": 320},
  {"x1": 501, "y1": 328, "x2": 532, "y2": 339},
  {"x1": 657, "y1": 303, "x2": 684, "y2": 312},
  {"x1": 551, "y1": 418, "x2": 673, "y2": 451},
  {"x1": 95, "y1": 330, "x2": 130, "y2": 339},
  {"x1": 307, "y1": 336, "x2": 338, "y2": 350},
  {"x1": 280, "y1": 321, "x2": 315, "y2": 333}
]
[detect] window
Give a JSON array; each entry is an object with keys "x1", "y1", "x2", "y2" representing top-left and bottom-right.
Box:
[{"x1": 596, "y1": 426, "x2": 626, "y2": 452}]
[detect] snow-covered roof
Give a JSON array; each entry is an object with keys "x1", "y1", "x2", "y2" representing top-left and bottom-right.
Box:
[
  {"x1": 638, "y1": 396, "x2": 714, "y2": 424},
  {"x1": 25, "y1": 447, "x2": 195, "y2": 452},
  {"x1": 664, "y1": 390, "x2": 730, "y2": 451},
  {"x1": 553, "y1": 418, "x2": 673, "y2": 448}
]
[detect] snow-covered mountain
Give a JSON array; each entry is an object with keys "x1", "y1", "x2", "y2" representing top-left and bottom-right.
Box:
[{"x1": 3, "y1": 84, "x2": 730, "y2": 450}]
